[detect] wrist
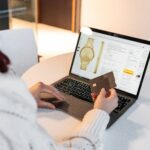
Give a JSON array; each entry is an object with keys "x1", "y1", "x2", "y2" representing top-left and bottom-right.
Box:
[{"x1": 93, "y1": 108, "x2": 109, "y2": 115}]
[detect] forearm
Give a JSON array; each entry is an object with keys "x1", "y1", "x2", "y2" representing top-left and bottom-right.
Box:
[{"x1": 59, "y1": 109, "x2": 110, "y2": 150}]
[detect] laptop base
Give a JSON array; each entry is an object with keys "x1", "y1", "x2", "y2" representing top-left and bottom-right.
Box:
[{"x1": 53, "y1": 77, "x2": 136, "y2": 128}]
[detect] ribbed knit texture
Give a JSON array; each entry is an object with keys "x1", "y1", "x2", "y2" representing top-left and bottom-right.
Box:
[
  {"x1": 0, "y1": 72, "x2": 37, "y2": 122},
  {"x1": 0, "y1": 72, "x2": 110, "y2": 150},
  {"x1": 72, "y1": 109, "x2": 110, "y2": 144}
]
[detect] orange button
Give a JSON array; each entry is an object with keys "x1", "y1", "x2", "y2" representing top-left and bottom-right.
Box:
[{"x1": 123, "y1": 69, "x2": 134, "y2": 75}]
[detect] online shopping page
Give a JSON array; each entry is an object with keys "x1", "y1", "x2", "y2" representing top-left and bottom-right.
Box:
[{"x1": 71, "y1": 32, "x2": 149, "y2": 95}]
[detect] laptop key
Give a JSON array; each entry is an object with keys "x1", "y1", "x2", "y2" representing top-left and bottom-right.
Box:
[
  {"x1": 54, "y1": 78, "x2": 92, "y2": 102},
  {"x1": 114, "y1": 96, "x2": 131, "y2": 113}
]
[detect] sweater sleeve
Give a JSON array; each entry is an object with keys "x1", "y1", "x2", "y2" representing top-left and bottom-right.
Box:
[
  {"x1": 0, "y1": 132, "x2": 11, "y2": 150},
  {"x1": 57, "y1": 109, "x2": 110, "y2": 150}
]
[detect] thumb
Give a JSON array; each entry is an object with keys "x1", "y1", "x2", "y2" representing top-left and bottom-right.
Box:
[
  {"x1": 99, "y1": 88, "x2": 106, "y2": 97},
  {"x1": 38, "y1": 100, "x2": 56, "y2": 109}
]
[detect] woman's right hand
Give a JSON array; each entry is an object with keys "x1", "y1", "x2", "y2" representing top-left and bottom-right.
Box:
[
  {"x1": 91, "y1": 88, "x2": 118, "y2": 114},
  {"x1": 29, "y1": 82, "x2": 64, "y2": 109}
]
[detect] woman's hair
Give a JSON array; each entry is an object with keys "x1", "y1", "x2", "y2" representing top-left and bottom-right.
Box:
[{"x1": 0, "y1": 51, "x2": 10, "y2": 73}]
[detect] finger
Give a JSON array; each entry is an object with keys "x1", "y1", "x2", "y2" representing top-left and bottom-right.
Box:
[
  {"x1": 46, "y1": 90, "x2": 64, "y2": 101},
  {"x1": 108, "y1": 89, "x2": 117, "y2": 98},
  {"x1": 47, "y1": 85, "x2": 64, "y2": 100},
  {"x1": 49, "y1": 85, "x2": 64, "y2": 100},
  {"x1": 38, "y1": 100, "x2": 56, "y2": 109},
  {"x1": 91, "y1": 93, "x2": 97, "y2": 101},
  {"x1": 40, "y1": 84, "x2": 64, "y2": 100},
  {"x1": 109, "y1": 88, "x2": 117, "y2": 95},
  {"x1": 99, "y1": 88, "x2": 106, "y2": 97}
]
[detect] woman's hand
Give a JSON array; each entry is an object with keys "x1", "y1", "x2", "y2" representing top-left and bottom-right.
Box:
[
  {"x1": 29, "y1": 82, "x2": 64, "y2": 109},
  {"x1": 91, "y1": 88, "x2": 118, "y2": 114}
]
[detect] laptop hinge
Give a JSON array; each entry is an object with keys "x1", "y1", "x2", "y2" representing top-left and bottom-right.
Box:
[{"x1": 69, "y1": 74, "x2": 90, "y2": 84}]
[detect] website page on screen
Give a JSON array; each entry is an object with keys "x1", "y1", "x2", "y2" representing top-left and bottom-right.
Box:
[{"x1": 71, "y1": 31, "x2": 150, "y2": 95}]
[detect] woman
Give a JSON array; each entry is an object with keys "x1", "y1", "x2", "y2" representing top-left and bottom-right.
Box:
[{"x1": 0, "y1": 51, "x2": 118, "y2": 150}]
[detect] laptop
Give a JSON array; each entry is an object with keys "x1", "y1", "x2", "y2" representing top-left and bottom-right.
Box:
[{"x1": 52, "y1": 27, "x2": 150, "y2": 128}]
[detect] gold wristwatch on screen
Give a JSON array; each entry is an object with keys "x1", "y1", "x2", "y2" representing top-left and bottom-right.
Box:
[{"x1": 80, "y1": 38, "x2": 95, "y2": 71}]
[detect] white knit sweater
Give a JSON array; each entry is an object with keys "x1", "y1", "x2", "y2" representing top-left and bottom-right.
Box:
[{"x1": 0, "y1": 73, "x2": 109, "y2": 150}]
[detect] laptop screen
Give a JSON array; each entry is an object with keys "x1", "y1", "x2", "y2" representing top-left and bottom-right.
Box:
[{"x1": 71, "y1": 28, "x2": 150, "y2": 96}]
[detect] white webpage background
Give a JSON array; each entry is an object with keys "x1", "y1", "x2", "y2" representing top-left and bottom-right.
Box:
[{"x1": 71, "y1": 32, "x2": 149, "y2": 95}]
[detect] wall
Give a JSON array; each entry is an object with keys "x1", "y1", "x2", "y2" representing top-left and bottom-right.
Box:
[
  {"x1": 81, "y1": 0, "x2": 150, "y2": 40},
  {"x1": 38, "y1": 0, "x2": 72, "y2": 30}
]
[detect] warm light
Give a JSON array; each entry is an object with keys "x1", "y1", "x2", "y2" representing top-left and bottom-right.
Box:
[{"x1": 80, "y1": 26, "x2": 93, "y2": 35}]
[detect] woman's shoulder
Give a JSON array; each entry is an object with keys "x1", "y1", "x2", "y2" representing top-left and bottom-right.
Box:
[
  {"x1": 0, "y1": 72, "x2": 28, "y2": 92},
  {"x1": 0, "y1": 72, "x2": 37, "y2": 119}
]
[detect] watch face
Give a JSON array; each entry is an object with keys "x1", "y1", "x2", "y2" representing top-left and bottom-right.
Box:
[
  {"x1": 80, "y1": 47, "x2": 94, "y2": 60},
  {"x1": 80, "y1": 47, "x2": 94, "y2": 70}
]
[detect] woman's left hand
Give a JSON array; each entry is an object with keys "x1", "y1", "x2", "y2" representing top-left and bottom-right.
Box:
[{"x1": 29, "y1": 82, "x2": 64, "y2": 109}]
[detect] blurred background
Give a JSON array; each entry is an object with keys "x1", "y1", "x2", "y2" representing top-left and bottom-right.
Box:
[{"x1": 0, "y1": 0, "x2": 150, "y2": 60}]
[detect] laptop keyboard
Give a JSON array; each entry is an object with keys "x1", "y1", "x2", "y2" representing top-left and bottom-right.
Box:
[
  {"x1": 54, "y1": 78, "x2": 132, "y2": 113},
  {"x1": 54, "y1": 78, "x2": 92, "y2": 102},
  {"x1": 114, "y1": 95, "x2": 132, "y2": 113}
]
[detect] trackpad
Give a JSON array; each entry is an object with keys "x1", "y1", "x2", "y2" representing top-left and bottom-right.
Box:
[
  {"x1": 41, "y1": 97, "x2": 69, "y2": 112},
  {"x1": 41, "y1": 93, "x2": 93, "y2": 120},
  {"x1": 62, "y1": 94, "x2": 93, "y2": 120}
]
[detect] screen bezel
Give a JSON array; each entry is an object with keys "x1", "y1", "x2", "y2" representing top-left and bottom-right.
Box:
[{"x1": 69, "y1": 27, "x2": 150, "y2": 99}]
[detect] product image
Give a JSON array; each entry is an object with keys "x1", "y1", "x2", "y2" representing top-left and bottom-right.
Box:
[
  {"x1": 93, "y1": 41, "x2": 104, "y2": 74},
  {"x1": 80, "y1": 38, "x2": 95, "y2": 70}
]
